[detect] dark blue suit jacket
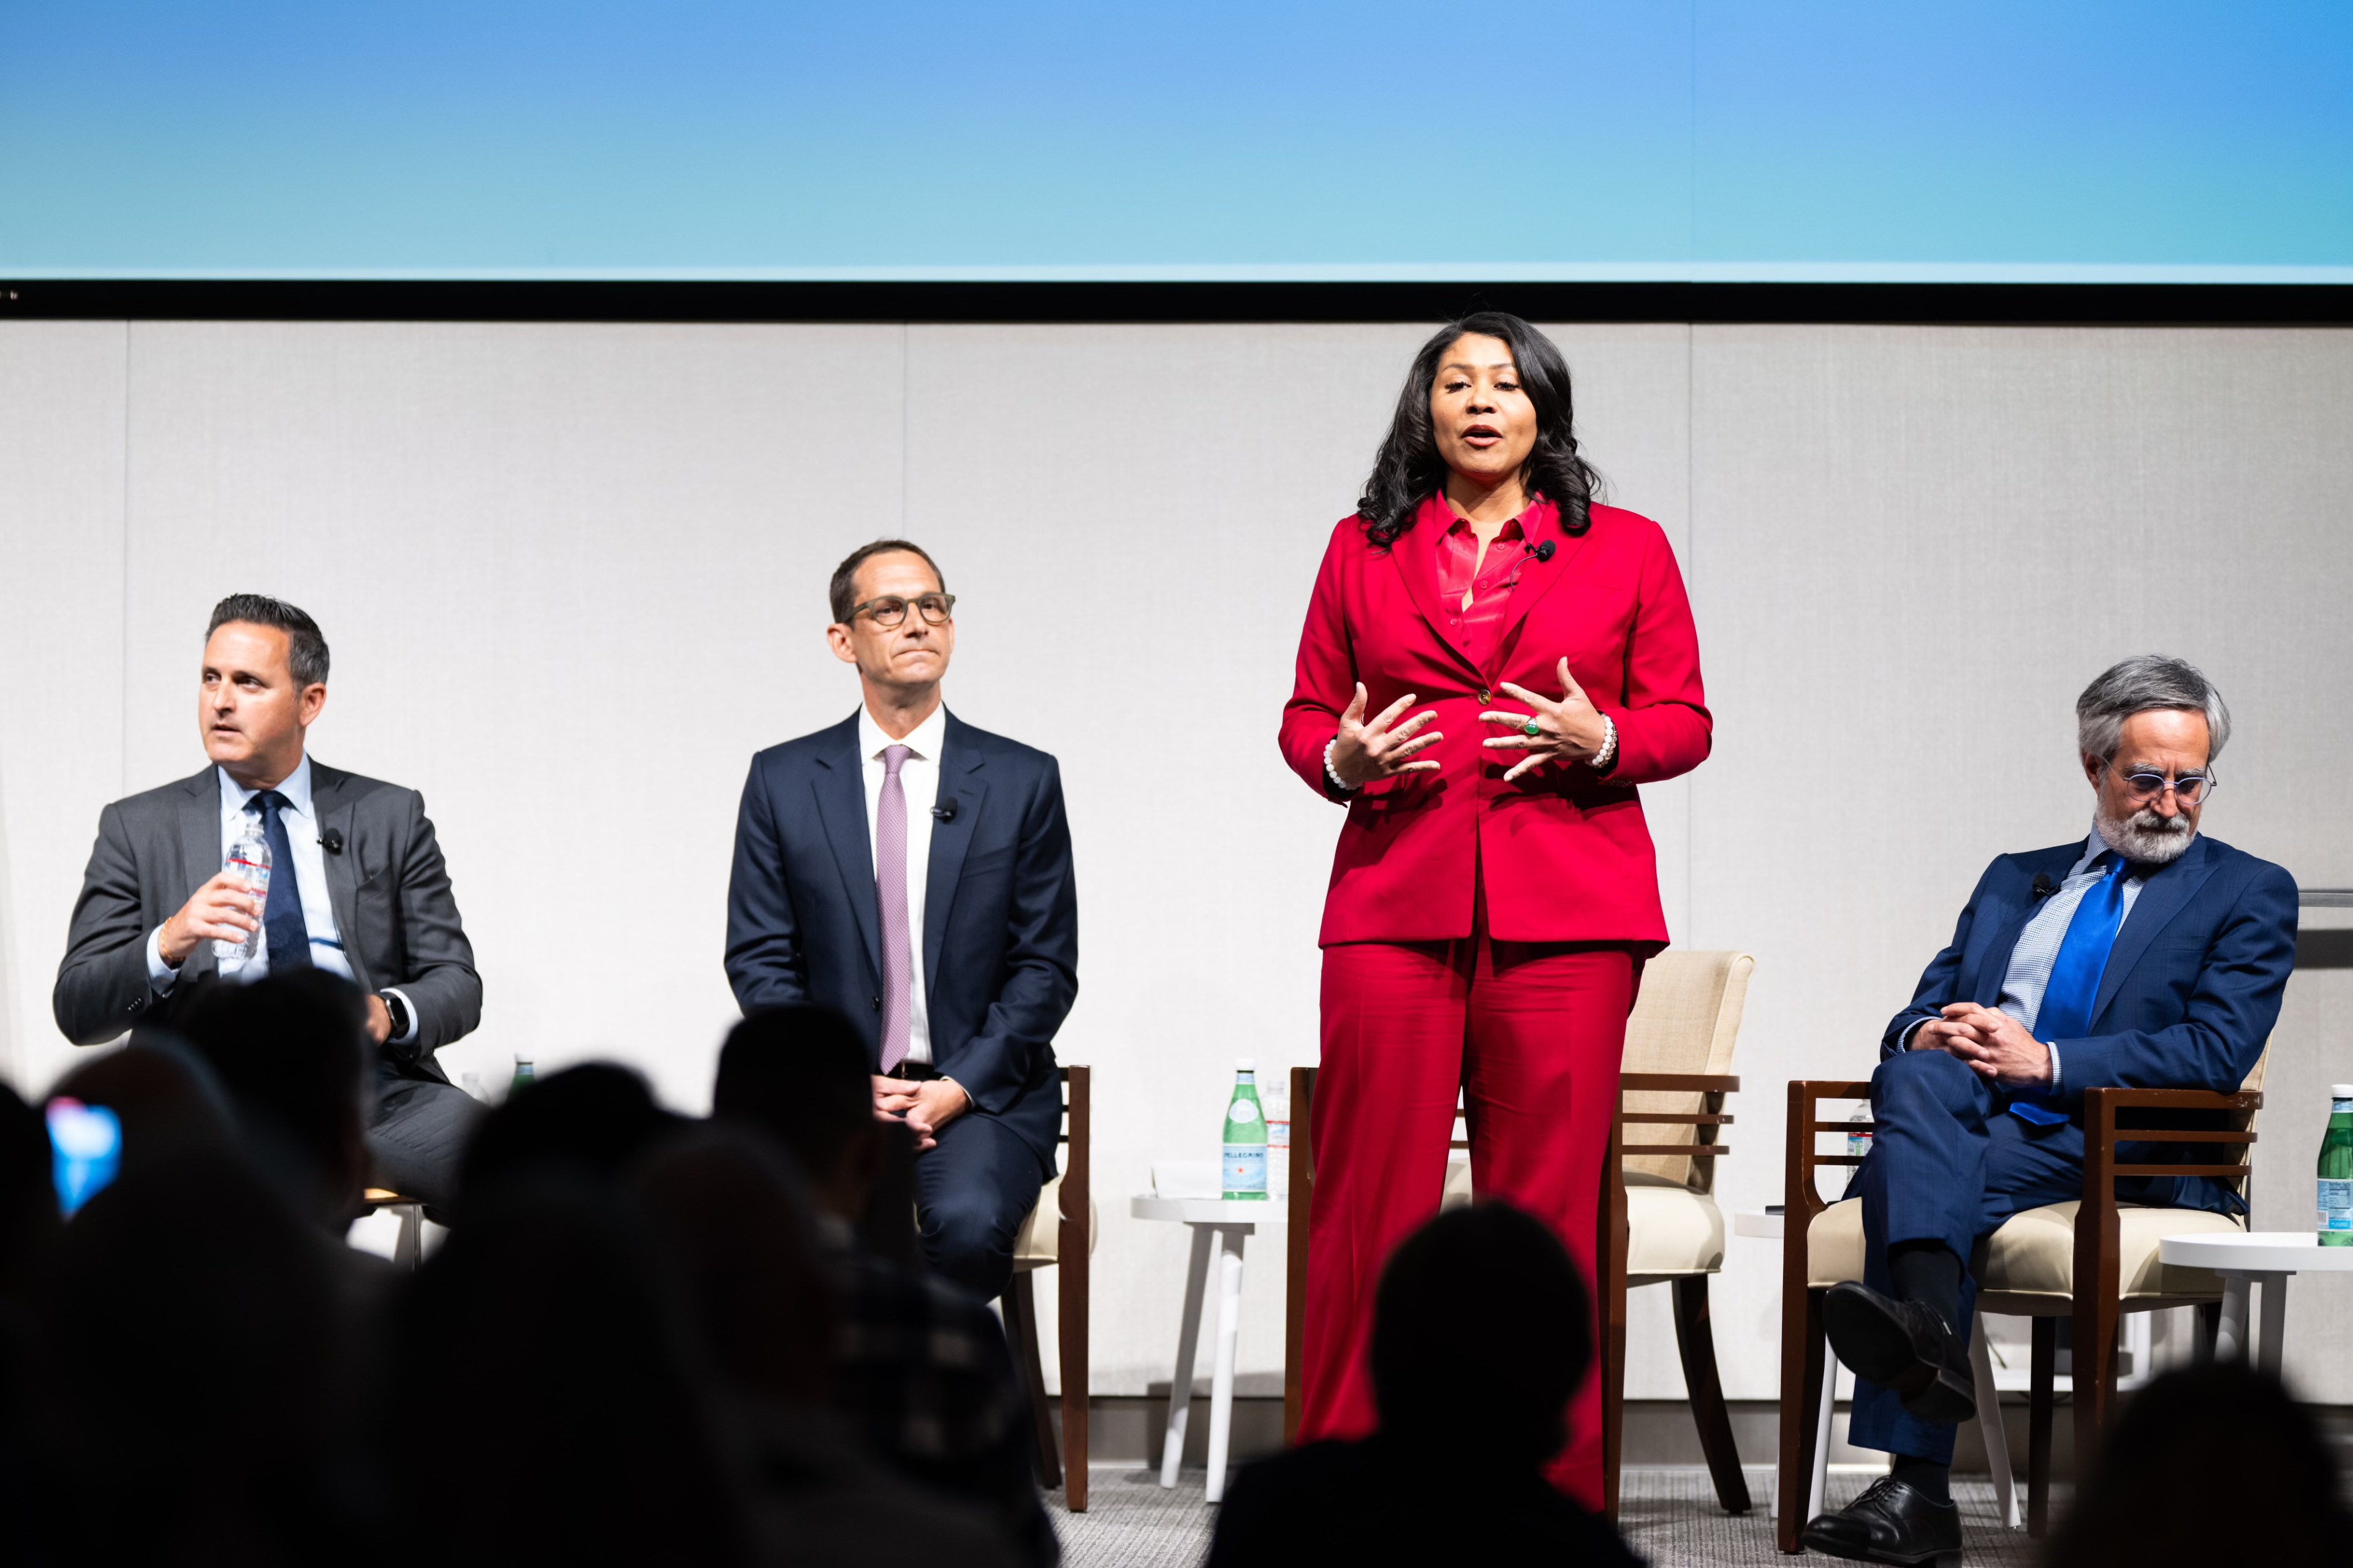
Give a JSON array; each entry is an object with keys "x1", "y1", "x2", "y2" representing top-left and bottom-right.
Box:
[
  {"x1": 1882, "y1": 832, "x2": 2297, "y2": 1112},
  {"x1": 724, "y1": 710, "x2": 1078, "y2": 1165}
]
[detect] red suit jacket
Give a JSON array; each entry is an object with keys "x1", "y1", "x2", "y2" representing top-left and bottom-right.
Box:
[{"x1": 1279, "y1": 497, "x2": 1710, "y2": 948}]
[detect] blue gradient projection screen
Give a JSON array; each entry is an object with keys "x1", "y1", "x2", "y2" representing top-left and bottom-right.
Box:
[{"x1": 3, "y1": 1, "x2": 2347, "y2": 282}]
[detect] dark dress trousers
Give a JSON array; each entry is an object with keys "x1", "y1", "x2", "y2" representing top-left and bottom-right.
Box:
[
  {"x1": 1849, "y1": 830, "x2": 2296, "y2": 1462},
  {"x1": 725, "y1": 710, "x2": 1078, "y2": 1300},
  {"x1": 53, "y1": 762, "x2": 485, "y2": 1206}
]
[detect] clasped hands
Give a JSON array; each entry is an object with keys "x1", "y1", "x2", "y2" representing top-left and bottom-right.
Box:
[
  {"x1": 873, "y1": 1074, "x2": 971, "y2": 1152},
  {"x1": 1328, "y1": 659, "x2": 1610, "y2": 790},
  {"x1": 1910, "y1": 1003, "x2": 2053, "y2": 1088}
]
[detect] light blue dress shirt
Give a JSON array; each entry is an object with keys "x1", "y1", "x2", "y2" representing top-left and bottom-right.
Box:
[
  {"x1": 144, "y1": 756, "x2": 419, "y2": 1044},
  {"x1": 1906, "y1": 828, "x2": 2150, "y2": 1091}
]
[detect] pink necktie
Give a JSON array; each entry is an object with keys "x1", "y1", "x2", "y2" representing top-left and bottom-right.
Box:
[{"x1": 876, "y1": 744, "x2": 913, "y2": 1072}]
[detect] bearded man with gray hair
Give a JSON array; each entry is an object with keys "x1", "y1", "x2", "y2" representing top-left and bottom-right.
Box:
[{"x1": 1802, "y1": 656, "x2": 2297, "y2": 1566}]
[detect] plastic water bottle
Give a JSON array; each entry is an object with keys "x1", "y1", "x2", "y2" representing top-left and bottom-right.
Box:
[
  {"x1": 212, "y1": 815, "x2": 271, "y2": 964},
  {"x1": 1222, "y1": 1059, "x2": 1267, "y2": 1202},
  {"x1": 509, "y1": 1052, "x2": 536, "y2": 1101},
  {"x1": 1846, "y1": 1105, "x2": 1874, "y2": 1162},
  {"x1": 1264, "y1": 1084, "x2": 1291, "y2": 1199},
  {"x1": 2319, "y1": 1084, "x2": 2353, "y2": 1247}
]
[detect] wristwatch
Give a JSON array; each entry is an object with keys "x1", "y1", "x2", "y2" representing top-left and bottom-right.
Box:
[{"x1": 379, "y1": 990, "x2": 412, "y2": 1042}]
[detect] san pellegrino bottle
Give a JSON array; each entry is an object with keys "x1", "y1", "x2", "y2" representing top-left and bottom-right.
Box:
[
  {"x1": 213, "y1": 815, "x2": 272, "y2": 963},
  {"x1": 509, "y1": 1052, "x2": 536, "y2": 1101},
  {"x1": 1222, "y1": 1059, "x2": 1268, "y2": 1201},
  {"x1": 2319, "y1": 1083, "x2": 2353, "y2": 1247}
]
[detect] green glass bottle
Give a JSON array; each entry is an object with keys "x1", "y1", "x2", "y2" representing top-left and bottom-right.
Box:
[
  {"x1": 509, "y1": 1051, "x2": 536, "y2": 1102},
  {"x1": 1222, "y1": 1059, "x2": 1267, "y2": 1202},
  {"x1": 2319, "y1": 1083, "x2": 2353, "y2": 1247}
]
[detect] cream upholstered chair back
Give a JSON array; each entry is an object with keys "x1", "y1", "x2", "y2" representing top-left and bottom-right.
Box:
[{"x1": 1620, "y1": 951, "x2": 1754, "y2": 1194}]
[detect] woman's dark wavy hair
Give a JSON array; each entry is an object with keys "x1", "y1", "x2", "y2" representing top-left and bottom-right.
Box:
[{"x1": 1356, "y1": 311, "x2": 1600, "y2": 547}]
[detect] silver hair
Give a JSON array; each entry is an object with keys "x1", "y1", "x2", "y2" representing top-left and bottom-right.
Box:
[{"x1": 2075, "y1": 655, "x2": 2230, "y2": 763}]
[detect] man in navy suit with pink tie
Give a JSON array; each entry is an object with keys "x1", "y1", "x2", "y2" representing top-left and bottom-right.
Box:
[
  {"x1": 725, "y1": 539, "x2": 1078, "y2": 1303},
  {"x1": 1802, "y1": 656, "x2": 2297, "y2": 1565}
]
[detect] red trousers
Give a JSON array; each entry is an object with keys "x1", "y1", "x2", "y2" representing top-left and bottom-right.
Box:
[{"x1": 1299, "y1": 904, "x2": 1634, "y2": 1510}]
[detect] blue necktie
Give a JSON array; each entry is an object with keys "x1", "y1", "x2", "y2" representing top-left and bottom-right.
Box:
[
  {"x1": 252, "y1": 791, "x2": 313, "y2": 975},
  {"x1": 2011, "y1": 854, "x2": 2127, "y2": 1126}
]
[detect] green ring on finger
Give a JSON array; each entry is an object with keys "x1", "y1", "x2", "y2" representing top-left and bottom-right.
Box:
[{"x1": 1522, "y1": 719, "x2": 1542, "y2": 738}]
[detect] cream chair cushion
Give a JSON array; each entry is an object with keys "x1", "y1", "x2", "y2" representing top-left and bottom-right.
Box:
[
  {"x1": 1626, "y1": 1173, "x2": 1726, "y2": 1279},
  {"x1": 1621, "y1": 951, "x2": 1754, "y2": 1192},
  {"x1": 1439, "y1": 1164, "x2": 1722, "y2": 1278},
  {"x1": 1010, "y1": 1173, "x2": 1099, "y2": 1271},
  {"x1": 1805, "y1": 1197, "x2": 2238, "y2": 1306}
]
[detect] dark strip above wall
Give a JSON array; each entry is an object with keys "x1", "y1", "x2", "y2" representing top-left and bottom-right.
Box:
[{"x1": 3, "y1": 279, "x2": 2351, "y2": 327}]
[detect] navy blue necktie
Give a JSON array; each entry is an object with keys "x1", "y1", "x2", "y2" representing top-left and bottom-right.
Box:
[
  {"x1": 2012, "y1": 853, "x2": 2128, "y2": 1126},
  {"x1": 251, "y1": 790, "x2": 313, "y2": 974}
]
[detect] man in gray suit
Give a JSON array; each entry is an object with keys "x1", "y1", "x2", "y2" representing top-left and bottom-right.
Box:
[{"x1": 55, "y1": 593, "x2": 484, "y2": 1208}]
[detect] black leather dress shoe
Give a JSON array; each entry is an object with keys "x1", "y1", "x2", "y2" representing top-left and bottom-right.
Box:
[
  {"x1": 1802, "y1": 1475, "x2": 1964, "y2": 1564},
  {"x1": 1822, "y1": 1281, "x2": 1976, "y2": 1425}
]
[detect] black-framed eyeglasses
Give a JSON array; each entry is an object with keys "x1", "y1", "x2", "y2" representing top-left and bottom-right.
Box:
[
  {"x1": 2105, "y1": 764, "x2": 2216, "y2": 806},
  {"x1": 849, "y1": 593, "x2": 955, "y2": 629}
]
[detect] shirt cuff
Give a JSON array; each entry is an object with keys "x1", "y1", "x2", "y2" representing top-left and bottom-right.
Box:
[
  {"x1": 2045, "y1": 1041, "x2": 2062, "y2": 1093},
  {"x1": 382, "y1": 987, "x2": 422, "y2": 1047},
  {"x1": 1897, "y1": 1017, "x2": 1931, "y2": 1051},
  {"x1": 938, "y1": 1074, "x2": 974, "y2": 1112},
  {"x1": 146, "y1": 925, "x2": 181, "y2": 995}
]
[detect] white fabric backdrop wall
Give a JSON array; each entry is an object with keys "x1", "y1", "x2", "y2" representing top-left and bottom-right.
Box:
[{"x1": 2, "y1": 318, "x2": 2347, "y2": 1408}]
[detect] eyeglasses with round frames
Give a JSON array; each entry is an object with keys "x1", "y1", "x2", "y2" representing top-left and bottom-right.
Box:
[
  {"x1": 849, "y1": 593, "x2": 955, "y2": 629},
  {"x1": 2104, "y1": 764, "x2": 2216, "y2": 806}
]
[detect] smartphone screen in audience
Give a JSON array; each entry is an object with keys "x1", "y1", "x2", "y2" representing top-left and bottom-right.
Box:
[{"x1": 47, "y1": 1098, "x2": 122, "y2": 1218}]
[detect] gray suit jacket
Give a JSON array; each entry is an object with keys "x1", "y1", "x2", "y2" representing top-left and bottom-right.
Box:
[{"x1": 53, "y1": 762, "x2": 482, "y2": 1075}]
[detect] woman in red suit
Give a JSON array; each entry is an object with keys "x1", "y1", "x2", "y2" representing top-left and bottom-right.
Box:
[{"x1": 1279, "y1": 312, "x2": 1710, "y2": 1506}]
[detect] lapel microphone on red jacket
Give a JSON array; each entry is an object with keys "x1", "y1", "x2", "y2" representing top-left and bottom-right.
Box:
[{"x1": 1523, "y1": 539, "x2": 1556, "y2": 563}]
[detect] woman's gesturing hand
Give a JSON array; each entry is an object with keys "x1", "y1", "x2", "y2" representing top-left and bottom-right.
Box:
[
  {"x1": 1328, "y1": 683, "x2": 1442, "y2": 791},
  {"x1": 1479, "y1": 657, "x2": 1610, "y2": 782}
]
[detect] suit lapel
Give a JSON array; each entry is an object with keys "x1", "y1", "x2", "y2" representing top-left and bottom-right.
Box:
[
  {"x1": 1388, "y1": 503, "x2": 1485, "y2": 681},
  {"x1": 922, "y1": 714, "x2": 990, "y2": 992},
  {"x1": 177, "y1": 768, "x2": 222, "y2": 982},
  {"x1": 811, "y1": 717, "x2": 883, "y2": 983},
  {"x1": 309, "y1": 762, "x2": 369, "y2": 990},
  {"x1": 1968, "y1": 844, "x2": 2085, "y2": 1005},
  {"x1": 2092, "y1": 835, "x2": 2218, "y2": 1024},
  {"x1": 1488, "y1": 501, "x2": 1588, "y2": 676}
]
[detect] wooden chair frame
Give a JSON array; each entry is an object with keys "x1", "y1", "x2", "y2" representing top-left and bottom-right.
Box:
[
  {"x1": 1003, "y1": 1064, "x2": 1091, "y2": 1512},
  {"x1": 1774, "y1": 1078, "x2": 2258, "y2": 1552},
  {"x1": 1281, "y1": 1066, "x2": 1745, "y2": 1523}
]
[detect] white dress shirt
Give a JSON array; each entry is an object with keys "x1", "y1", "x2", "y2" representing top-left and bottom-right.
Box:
[
  {"x1": 859, "y1": 705, "x2": 944, "y2": 1065},
  {"x1": 145, "y1": 756, "x2": 419, "y2": 1044}
]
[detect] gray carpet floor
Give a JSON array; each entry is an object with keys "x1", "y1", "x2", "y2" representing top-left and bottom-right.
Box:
[{"x1": 1048, "y1": 1465, "x2": 2055, "y2": 1567}]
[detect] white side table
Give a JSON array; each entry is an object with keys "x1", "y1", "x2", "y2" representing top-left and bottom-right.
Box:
[
  {"x1": 1130, "y1": 1194, "x2": 1286, "y2": 1502},
  {"x1": 2157, "y1": 1231, "x2": 2353, "y2": 1374}
]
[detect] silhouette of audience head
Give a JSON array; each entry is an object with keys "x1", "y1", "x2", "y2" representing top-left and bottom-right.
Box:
[
  {"x1": 29, "y1": 1148, "x2": 362, "y2": 1564},
  {"x1": 47, "y1": 1034, "x2": 237, "y2": 1176},
  {"x1": 458, "y1": 1061, "x2": 683, "y2": 1206},
  {"x1": 0, "y1": 1084, "x2": 58, "y2": 1303},
  {"x1": 1371, "y1": 1200, "x2": 1593, "y2": 1466},
  {"x1": 2046, "y1": 1359, "x2": 2353, "y2": 1567},
  {"x1": 173, "y1": 970, "x2": 372, "y2": 1229},
  {"x1": 632, "y1": 1129, "x2": 836, "y2": 1407},
  {"x1": 712, "y1": 1006, "x2": 877, "y2": 1216},
  {"x1": 382, "y1": 1172, "x2": 753, "y2": 1568}
]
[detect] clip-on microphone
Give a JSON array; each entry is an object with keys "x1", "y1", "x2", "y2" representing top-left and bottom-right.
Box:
[
  {"x1": 2031, "y1": 872, "x2": 2056, "y2": 900},
  {"x1": 1523, "y1": 539, "x2": 1557, "y2": 563},
  {"x1": 319, "y1": 828, "x2": 345, "y2": 855},
  {"x1": 931, "y1": 798, "x2": 958, "y2": 824}
]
